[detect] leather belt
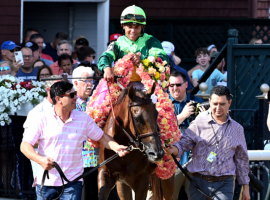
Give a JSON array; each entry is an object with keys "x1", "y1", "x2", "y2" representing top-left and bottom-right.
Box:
[{"x1": 192, "y1": 172, "x2": 233, "y2": 182}]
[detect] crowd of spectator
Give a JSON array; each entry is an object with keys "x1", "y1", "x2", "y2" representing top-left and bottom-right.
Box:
[{"x1": 0, "y1": 26, "x2": 261, "y2": 200}]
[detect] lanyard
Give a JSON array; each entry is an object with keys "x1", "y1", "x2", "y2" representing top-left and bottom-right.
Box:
[{"x1": 210, "y1": 121, "x2": 230, "y2": 149}]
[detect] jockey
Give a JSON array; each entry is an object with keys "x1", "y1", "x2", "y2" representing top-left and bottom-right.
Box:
[{"x1": 98, "y1": 5, "x2": 169, "y2": 89}]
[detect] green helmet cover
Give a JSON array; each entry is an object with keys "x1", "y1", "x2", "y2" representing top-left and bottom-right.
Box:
[{"x1": 120, "y1": 5, "x2": 146, "y2": 25}]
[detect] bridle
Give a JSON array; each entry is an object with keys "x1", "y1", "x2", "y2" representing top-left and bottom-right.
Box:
[{"x1": 107, "y1": 82, "x2": 159, "y2": 151}]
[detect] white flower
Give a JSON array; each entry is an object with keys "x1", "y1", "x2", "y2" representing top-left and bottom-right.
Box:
[
  {"x1": 148, "y1": 56, "x2": 156, "y2": 64},
  {"x1": 0, "y1": 105, "x2": 5, "y2": 112},
  {"x1": 5, "y1": 82, "x2": 12, "y2": 88},
  {"x1": 1, "y1": 121, "x2": 5, "y2": 126},
  {"x1": 14, "y1": 99, "x2": 18, "y2": 106},
  {"x1": 21, "y1": 88, "x2": 26, "y2": 93},
  {"x1": 159, "y1": 66, "x2": 165, "y2": 73},
  {"x1": 16, "y1": 84, "x2": 21, "y2": 89}
]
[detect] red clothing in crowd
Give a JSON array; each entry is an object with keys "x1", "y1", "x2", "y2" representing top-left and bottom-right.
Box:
[{"x1": 41, "y1": 53, "x2": 53, "y2": 62}]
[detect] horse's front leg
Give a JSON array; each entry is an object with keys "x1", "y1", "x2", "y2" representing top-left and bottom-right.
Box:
[
  {"x1": 161, "y1": 175, "x2": 174, "y2": 200},
  {"x1": 98, "y1": 168, "x2": 117, "y2": 200},
  {"x1": 116, "y1": 181, "x2": 132, "y2": 200},
  {"x1": 132, "y1": 175, "x2": 149, "y2": 200}
]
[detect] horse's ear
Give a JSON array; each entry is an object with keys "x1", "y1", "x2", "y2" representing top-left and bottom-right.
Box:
[
  {"x1": 128, "y1": 86, "x2": 136, "y2": 101},
  {"x1": 146, "y1": 82, "x2": 156, "y2": 96}
]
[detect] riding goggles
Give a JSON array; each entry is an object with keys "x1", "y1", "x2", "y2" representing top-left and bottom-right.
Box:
[
  {"x1": 0, "y1": 66, "x2": 10, "y2": 71},
  {"x1": 121, "y1": 14, "x2": 146, "y2": 23},
  {"x1": 59, "y1": 91, "x2": 77, "y2": 98}
]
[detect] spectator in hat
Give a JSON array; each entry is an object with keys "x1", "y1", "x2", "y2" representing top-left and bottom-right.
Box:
[
  {"x1": 161, "y1": 41, "x2": 192, "y2": 91},
  {"x1": 72, "y1": 46, "x2": 96, "y2": 71},
  {"x1": 72, "y1": 37, "x2": 89, "y2": 60},
  {"x1": 50, "y1": 40, "x2": 78, "y2": 75},
  {"x1": 1, "y1": 40, "x2": 24, "y2": 76},
  {"x1": 161, "y1": 41, "x2": 181, "y2": 65},
  {"x1": 42, "y1": 32, "x2": 68, "y2": 62},
  {"x1": 108, "y1": 33, "x2": 122, "y2": 46},
  {"x1": 1, "y1": 41, "x2": 21, "y2": 63},
  {"x1": 207, "y1": 44, "x2": 218, "y2": 54},
  {"x1": 30, "y1": 34, "x2": 54, "y2": 62},
  {"x1": 16, "y1": 47, "x2": 38, "y2": 81},
  {"x1": 21, "y1": 41, "x2": 53, "y2": 67}
]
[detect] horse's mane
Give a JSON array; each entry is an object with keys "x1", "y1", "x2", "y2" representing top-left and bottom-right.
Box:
[{"x1": 115, "y1": 87, "x2": 146, "y2": 105}]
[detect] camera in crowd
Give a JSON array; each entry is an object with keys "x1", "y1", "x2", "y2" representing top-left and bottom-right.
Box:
[{"x1": 188, "y1": 101, "x2": 210, "y2": 122}]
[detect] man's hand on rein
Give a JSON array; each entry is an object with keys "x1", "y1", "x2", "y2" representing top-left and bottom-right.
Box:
[{"x1": 39, "y1": 157, "x2": 55, "y2": 170}]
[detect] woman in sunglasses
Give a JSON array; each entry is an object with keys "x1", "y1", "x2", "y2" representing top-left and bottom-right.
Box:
[
  {"x1": 98, "y1": 5, "x2": 169, "y2": 89},
  {"x1": 0, "y1": 61, "x2": 13, "y2": 76}
]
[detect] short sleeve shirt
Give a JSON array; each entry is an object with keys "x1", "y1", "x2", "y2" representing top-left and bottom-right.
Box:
[
  {"x1": 16, "y1": 68, "x2": 38, "y2": 81},
  {"x1": 22, "y1": 107, "x2": 104, "y2": 186},
  {"x1": 192, "y1": 69, "x2": 226, "y2": 94}
]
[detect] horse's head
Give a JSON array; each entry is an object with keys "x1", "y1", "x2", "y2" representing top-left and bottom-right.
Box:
[{"x1": 127, "y1": 83, "x2": 164, "y2": 162}]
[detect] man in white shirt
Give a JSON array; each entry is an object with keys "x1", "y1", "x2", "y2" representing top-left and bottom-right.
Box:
[{"x1": 23, "y1": 75, "x2": 62, "y2": 179}]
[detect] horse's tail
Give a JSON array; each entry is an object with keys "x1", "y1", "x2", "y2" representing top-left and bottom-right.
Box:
[{"x1": 150, "y1": 173, "x2": 163, "y2": 200}]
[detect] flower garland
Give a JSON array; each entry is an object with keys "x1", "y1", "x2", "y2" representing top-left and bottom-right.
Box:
[
  {"x1": 136, "y1": 60, "x2": 181, "y2": 179},
  {"x1": 85, "y1": 53, "x2": 134, "y2": 147}
]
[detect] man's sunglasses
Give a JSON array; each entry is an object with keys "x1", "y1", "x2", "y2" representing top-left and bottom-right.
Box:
[
  {"x1": 169, "y1": 82, "x2": 186, "y2": 87},
  {"x1": 59, "y1": 91, "x2": 77, "y2": 98},
  {"x1": 8, "y1": 48, "x2": 19, "y2": 53},
  {"x1": 121, "y1": 14, "x2": 146, "y2": 22},
  {"x1": 0, "y1": 66, "x2": 10, "y2": 71}
]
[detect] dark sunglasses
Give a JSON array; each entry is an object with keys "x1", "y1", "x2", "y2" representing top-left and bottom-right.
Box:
[
  {"x1": 8, "y1": 49, "x2": 16, "y2": 53},
  {"x1": 0, "y1": 66, "x2": 10, "y2": 71},
  {"x1": 169, "y1": 82, "x2": 186, "y2": 87},
  {"x1": 121, "y1": 14, "x2": 146, "y2": 22},
  {"x1": 59, "y1": 91, "x2": 77, "y2": 98},
  {"x1": 90, "y1": 55, "x2": 96, "y2": 59}
]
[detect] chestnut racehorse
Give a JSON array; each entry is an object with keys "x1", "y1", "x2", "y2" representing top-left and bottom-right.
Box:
[{"x1": 98, "y1": 84, "x2": 174, "y2": 200}]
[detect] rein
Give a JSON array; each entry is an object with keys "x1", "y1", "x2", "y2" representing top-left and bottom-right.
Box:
[{"x1": 40, "y1": 146, "x2": 135, "y2": 200}]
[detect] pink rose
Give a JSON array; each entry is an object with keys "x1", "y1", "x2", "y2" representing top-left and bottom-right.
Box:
[{"x1": 160, "y1": 73, "x2": 166, "y2": 81}]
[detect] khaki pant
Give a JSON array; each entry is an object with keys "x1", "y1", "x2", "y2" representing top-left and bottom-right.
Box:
[{"x1": 173, "y1": 168, "x2": 191, "y2": 200}]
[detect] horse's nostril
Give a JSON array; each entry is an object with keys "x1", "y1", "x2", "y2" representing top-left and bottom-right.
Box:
[{"x1": 148, "y1": 151, "x2": 156, "y2": 157}]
